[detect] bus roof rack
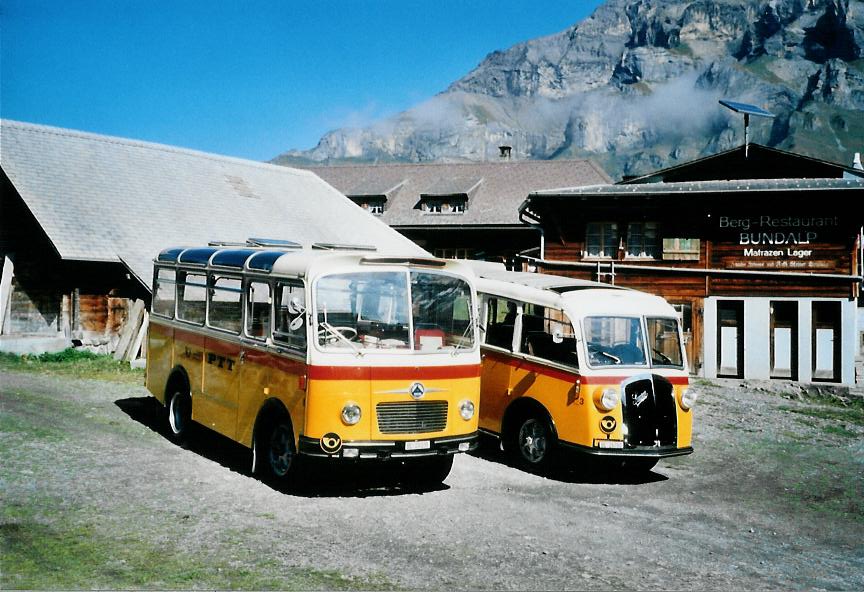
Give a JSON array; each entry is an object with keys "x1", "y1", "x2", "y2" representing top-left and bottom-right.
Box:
[
  {"x1": 208, "y1": 240, "x2": 247, "y2": 247},
  {"x1": 246, "y1": 238, "x2": 303, "y2": 249},
  {"x1": 312, "y1": 242, "x2": 377, "y2": 252}
]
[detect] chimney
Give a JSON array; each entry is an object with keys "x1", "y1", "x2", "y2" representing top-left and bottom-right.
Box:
[{"x1": 498, "y1": 145, "x2": 512, "y2": 160}]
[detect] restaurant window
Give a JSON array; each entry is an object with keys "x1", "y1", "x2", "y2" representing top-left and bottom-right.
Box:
[
  {"x1": 770, "y1": 301, "x2": 798, "y2": 380},
  {"x1": 626, "y1": 222, "x2": 658, "y2": 258},
  {"x1": 662, "y1": 238, "x2": 701, "y2": 261},
  {"x1": 585, "y1": 222, "x2": 618, "y2": 258}
]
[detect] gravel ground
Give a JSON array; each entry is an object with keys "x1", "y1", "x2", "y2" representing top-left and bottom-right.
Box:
[{"x1": 1, "y1": 370, "x2": 862, "y2": 590}]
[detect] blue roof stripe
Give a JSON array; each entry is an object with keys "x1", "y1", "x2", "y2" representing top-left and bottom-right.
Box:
[{"x1": 178, "y1": 247, "x2": 219, "y2": 265}]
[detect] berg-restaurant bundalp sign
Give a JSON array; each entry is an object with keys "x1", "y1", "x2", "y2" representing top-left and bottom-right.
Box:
[{"x1": 717, "y1": 215, "x2": 840, "y2": 270}]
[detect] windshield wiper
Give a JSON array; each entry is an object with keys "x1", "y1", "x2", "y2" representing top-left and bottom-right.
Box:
[
  {"x1": 598, "y1": 350, "x2": 622, "y2": 364},
  {"x1": 451, "y1": 320, "x2": 476, "y2": 356},
  {"x1": 320, "y1": 321, "x2": 363, "y2": 357}
]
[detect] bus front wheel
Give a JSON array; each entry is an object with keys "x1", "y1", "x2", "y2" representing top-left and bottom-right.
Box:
[
  {"x1": 509, "y1": 414, "x2": 556, "y2": 470},
  {"x1": 253, "y1": 420, "x2": 297, "y2": 482}
]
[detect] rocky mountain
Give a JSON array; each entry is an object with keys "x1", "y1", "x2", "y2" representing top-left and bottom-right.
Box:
[{"x1": 273, "y1": 0, "x2": 864, "y2": 180}]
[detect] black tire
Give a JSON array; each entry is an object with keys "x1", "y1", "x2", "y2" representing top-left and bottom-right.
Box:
[
  {"x1": 166, "y1": 390, "x2": 192, "y2": 443},
  {"x1": 253, "y1": 418, "x2": 298, "y2": 483},
  {"x1": 401, "y1": 455, "x2": 454, "y2": 489},
  {"x1": 508, "y1": 413, "x2": 556, "y2": 470}
]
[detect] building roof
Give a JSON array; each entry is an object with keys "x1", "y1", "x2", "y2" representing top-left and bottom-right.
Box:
[
  {"x1": 0, "y1": 120, "x2": 425, "y2": 289},
  {"x1": 619, "y1": 143, "x2": 864, "y2": 184},
  {"x1": 529, "y1": 177, "x2": 864, "y2": 199},
  {"x1": 301, "y1": 159, "x2": 611, "y2": 227}
]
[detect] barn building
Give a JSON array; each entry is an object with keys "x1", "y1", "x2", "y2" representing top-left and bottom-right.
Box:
[
  {"x1": 0, "y1": 120, "x2": 425, "y2": 355},
  {"x1": 519, "y1": 144, "x2": 864, "y2": 386}
]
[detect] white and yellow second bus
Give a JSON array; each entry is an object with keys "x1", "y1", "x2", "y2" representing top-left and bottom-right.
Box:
[
  {"x1": 146, "y1": 241, "x2": 480, "y2": 486},
  {"x1": 473, "y1": 266, "x2": 696, "y2": 474}
]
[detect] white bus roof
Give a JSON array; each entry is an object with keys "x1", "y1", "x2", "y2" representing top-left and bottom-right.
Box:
[
  {"x1": 473, "y1": 268, "x2": 677, "y2": 318},
  {"x1": 156, "y1": 244, "x2": 475, "y2": 280}
]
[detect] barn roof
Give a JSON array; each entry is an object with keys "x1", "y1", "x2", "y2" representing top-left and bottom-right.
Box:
[
  {"x1": 301, "y1": 159, "x2": 611, "y2": 227},
  {"x1": 0, "y1": 120, "x2": 425, "y2": 289}
]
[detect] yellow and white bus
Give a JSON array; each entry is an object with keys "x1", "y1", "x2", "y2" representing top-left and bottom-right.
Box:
[
  {"x1": 473, "y1": 266, "x2": 695, "y2": 474},
  {"x1": 146, "y1": 240, "x2": 480, "y2": 485}
]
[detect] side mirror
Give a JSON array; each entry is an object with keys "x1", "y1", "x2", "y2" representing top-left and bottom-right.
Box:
[
  {"x1": 289, "y1": 316, "x2": 304, "y2": 331},
  {"x1": 287, "y1": 296, "x2": 305, "y2": 315},
  {"x1": 552, "y1": 328, "x2": 564, "y2": 344}
]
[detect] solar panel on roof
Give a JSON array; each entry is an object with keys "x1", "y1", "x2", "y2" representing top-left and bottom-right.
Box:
[{"x1": 719, "y1": 100, "x2": 775, "y2": 118}]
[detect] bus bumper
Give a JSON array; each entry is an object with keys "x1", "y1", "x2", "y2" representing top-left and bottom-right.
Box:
[
  {"x1": 558, "y1": 441, "x2": 694, "y2": 459},
  {"x1": 298, "y1": 433, "x2": 479, "y2": 460}
]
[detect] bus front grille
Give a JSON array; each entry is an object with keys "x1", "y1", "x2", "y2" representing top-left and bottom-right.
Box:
[
  {"x1": 621, "y1": 374, "x2": 677, "y2": 447},
  {"x1": 376, "y1": 401, "x2": 448, "y2": 434}
]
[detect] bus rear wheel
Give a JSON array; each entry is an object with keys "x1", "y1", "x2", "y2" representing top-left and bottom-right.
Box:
[
  {"x1": 167, "y1": 391, "x2": 192, "y2": 443},
  {"x1": 253, "y1": 420, "x2": 297, "y2": 483}
]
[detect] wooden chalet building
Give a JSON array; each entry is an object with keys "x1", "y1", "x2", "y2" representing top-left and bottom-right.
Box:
[
  {"x1": 520, "y1": 144, "x2": 864, "y2": 386},
  {"x1": 302, "y1": 157, "x2": 611, "y2": 267}
]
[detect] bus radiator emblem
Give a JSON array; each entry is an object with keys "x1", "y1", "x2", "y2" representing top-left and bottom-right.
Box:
[
  {"x1": 632, "y1": 391, "x2": 649, "y2": 408},
  {"x1": 409, "y1": 382, "x2": 425, "y2": 399}
]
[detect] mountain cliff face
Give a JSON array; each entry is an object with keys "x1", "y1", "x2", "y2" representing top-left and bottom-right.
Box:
[{"x1": 273, "y1": 0, "x2": 864, "y2": 180}]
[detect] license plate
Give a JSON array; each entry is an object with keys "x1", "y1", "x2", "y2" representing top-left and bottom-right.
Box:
[
  {"x1": 405, "y1": 440, "x2": 431, "y2": 451},
  {"x1": 596, "y1": 439, "x2": 624, "y2": 449}
]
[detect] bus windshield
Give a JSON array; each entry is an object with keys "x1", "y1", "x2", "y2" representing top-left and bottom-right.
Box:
[
  {"x1": 646, "y1": 317, "x2": 684, "y2": 368},
  {"x1": 315, "y1": 270, "x2": 474, "y2": 352},
  {"x1": 583, "y1": 316, "x2": 648, "y2": 367}
]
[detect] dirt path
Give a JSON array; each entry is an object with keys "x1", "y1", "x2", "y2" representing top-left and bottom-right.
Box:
[{"x1": 2, "y1": 370, "x2": 862, "y2": 590}]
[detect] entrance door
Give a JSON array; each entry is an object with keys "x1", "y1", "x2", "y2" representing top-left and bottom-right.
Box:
[
  {"x1": 812, "y1": 301, "x2": 841, "y2": 382},
  {"x1": 770, "y1": 301, "x2": 798, "y2": 380},
  {"x1": 717, "y1": 300, "x2": 744, "y2": 378}
]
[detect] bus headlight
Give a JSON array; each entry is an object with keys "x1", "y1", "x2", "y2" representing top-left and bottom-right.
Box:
[
  {"x1": 341, "y1": 402, "x2": 362, "y2": 425},
  {"x1": 459, "y1": 400, "x2": 475, "y2": 420},
  {"x1": 680, "y1": 388, "x2": 698, "y2": 410},
  {"x1": 595, "y1": 388, "x2": 620, "y2": 412}
]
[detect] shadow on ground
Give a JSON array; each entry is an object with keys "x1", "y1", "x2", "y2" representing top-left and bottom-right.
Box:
[
  {"x1": 470, "y1": 435, "x2": 668, "y2": 485},
  {"x1": 115, "y1": 396, "x2": 449, "y2": 498}
]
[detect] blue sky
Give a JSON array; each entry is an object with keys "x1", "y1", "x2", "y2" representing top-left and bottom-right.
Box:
[{"x1": 1, "y1": 1, "x2": 603, "y2": 161}]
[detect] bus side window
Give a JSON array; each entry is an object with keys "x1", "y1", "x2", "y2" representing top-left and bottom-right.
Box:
[
  {"x1": 521, "y1": 304, "x2": 578, "y2": 369},
  {"x1": 209, "y1": 275, "x2": 243, "y2": 334},
  {"x1": 274, "y1": 282, "x2": 307, "y2": 350},
  {"x1": 177, "y1": 272, "x2": 207, "y2": 325},
  {"x1": 246, "y1": 281, "x2": 271, "y2": 340},
  {"x1": 485, "y1": 297, "x2": 518, "y2": 350},
  {"x1": 152, "y1": 267, "x2": 176, "y2": 319}
]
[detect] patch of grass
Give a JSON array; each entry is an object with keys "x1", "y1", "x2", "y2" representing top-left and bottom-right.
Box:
[
  {"x1": 0, "y1": 349, "x2": 143, "y2": 384},
  {"x1": 778, "y1": 396, "x2": 864, "y2": 427},
  {"x1": 0, "y1": 512, "x2": 395, "y2": 591}
]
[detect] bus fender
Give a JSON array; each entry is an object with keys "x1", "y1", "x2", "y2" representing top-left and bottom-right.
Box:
[
  {"x1": 501, "y1": 397, "x2": 559, "y2": 443},
  {"x1": 163, "y1": 365, "x2": 191, "y2": 407}
]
